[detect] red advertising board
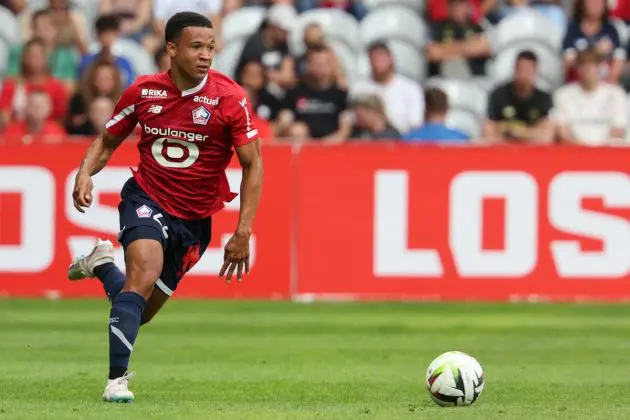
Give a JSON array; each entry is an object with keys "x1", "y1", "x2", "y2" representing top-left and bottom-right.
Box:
[
  {"x1": 296, "y1": 145, "x2": 630, "y2": 301},
  {"x1": 0, "y1": 142, "x2": 292, "y2": 298},
  {"x1": 4, "y1": 142, "x2": 630, "y2": 301}
]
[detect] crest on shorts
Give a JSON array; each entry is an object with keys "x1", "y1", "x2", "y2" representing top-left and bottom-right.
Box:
[
  {"x1": 136, "y1": 204, "x2": 152, "y2": 218},
  {"x1": 192, "y1": 106, "x2": 211, "y2": 125}
]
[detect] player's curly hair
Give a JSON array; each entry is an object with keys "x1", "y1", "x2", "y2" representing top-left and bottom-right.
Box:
[{"x1": 165, "y1": 12, "x2": 213, "y2": 44}]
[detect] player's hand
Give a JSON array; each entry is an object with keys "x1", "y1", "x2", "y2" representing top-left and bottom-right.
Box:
[
  {"x1": 72, "y1": 171, "x2": 94, "y2": 213},
  {"x1": 219, "y1": 232, "x2": 250, "y2": 283}
]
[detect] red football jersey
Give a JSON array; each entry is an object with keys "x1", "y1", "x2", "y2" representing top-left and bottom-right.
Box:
[{"x1": 105, "y1": 70, "x2": 259, "y2": 220}]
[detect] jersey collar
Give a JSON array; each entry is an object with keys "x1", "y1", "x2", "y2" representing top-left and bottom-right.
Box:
[{"x1": 180, "y1": 73, "x2": 208, "y2": 97}]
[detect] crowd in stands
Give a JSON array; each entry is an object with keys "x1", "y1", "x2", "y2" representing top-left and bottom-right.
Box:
[{"x1": 0, "y1": 0, "x2": 630, "y2": 145}]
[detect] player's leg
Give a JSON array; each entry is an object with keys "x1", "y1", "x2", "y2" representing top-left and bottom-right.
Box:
[
  {"x1": 68, "y1": 239, "x2": 126, "y2": 301},
  {"x1": 104, "y1": 235, "x2": 163, "y2": 403},
  {"x1": 141, "y1": 287, "x2": 170, "y2": 325}
]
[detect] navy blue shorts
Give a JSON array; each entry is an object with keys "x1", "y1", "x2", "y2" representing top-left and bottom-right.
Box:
[{"x1": 117, "y1": 177, "x2": 212, "y2": 296}]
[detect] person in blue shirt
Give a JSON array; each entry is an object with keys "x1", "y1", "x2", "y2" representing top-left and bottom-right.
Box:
[
  {"x1": 78, "y1": 15, "x2": 136, "y2": 88},
  {"x1": 402, "y1": 87, "x2": 470, "y2": 143}
]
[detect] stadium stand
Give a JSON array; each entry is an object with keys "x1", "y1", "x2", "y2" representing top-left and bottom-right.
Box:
[{"x1": 1, "y1": 0, "x2": 629, "y2": 145}]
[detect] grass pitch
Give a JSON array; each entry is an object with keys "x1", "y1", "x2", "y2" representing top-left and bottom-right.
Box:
[{"x1": 1, "y1": 299, "x2": 629, "y2": 419}]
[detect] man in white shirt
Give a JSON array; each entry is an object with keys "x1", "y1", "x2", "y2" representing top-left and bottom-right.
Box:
[
  {"x1": 351, "y1": 41, "x2": 424, "y2": 135},
  {"x1": 553, "y1": 48, "x2": 629, "y2": 145}
]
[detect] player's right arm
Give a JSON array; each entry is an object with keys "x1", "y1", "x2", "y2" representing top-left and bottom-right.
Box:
[{"x1": 73, "y1": 81, "x2": 141, "y2": 213}]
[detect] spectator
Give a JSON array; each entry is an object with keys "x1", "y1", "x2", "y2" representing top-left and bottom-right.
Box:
[
  {"x1": 3, "y1": 91, "x2": 66, "y2": 144},
  {"x1": 78, "y1": 14, "x2": 136, "y2": 88},
  {"x1": 553, "y1": 48, "x2": 628, "y2": 145},
  {"x1": 296, "y1": 0, "x2": 368, "y2": 20},
  {"x1": 3, "y1": 0, "x2": 26, "y2": 15},
  {"x1": 482, "y1": 50, "x2": 554, "y2": 144},
  {"x1": 349, "y1": 94, "x2": 400, "y2": 141},
  {"x1": 426, "y1": 0, "x2": 491, "y2": 80},
  {"x1": 0, "y1": 38, "x2": 69, "y2": 127},
  {"x1": 66, "y1": 59, "x2": 123, "y2": 135},
  {"x1": 237, "y1": 4, "x2": 297, "y2": 92},
  {"x1": 20, "y1": 0, "x2": 89, "y2": 55},
  {"x1": 7, "y1": 9, "x2": 77, "y2": 87},
  {"x1": 563, "y1": 0, "x2": 624, "y2": 84},
  {"x1": 352, "y1": 41, "x2": 424, "y2": 134},
  {"x1": 99, "y1": 0, "x2": 153, "y2": 44},
  {"x1": 499, "y1": 0, "x2": 566, "y2": 29},
  {"x1": 276, "y1": 44, "x2": 351, "y2": 141},
  {"x1": 69, "y1": 96, "x2": 116, "y2": 136},
  {"x1": 403, "y1": 87, "x2": 469, "y2": 143},
  {"x1": 237, "y1": 60, "x2": 279, "y2": 141},
  {"x1": 427, "y1": 0, "x2": 498, "y2": 23},
  {"x1": 295, "y1": 23, "x2": 347, "y2": 88},
  {"x1": 611, "y1": 0, "x2": 630, "y2": 24}
]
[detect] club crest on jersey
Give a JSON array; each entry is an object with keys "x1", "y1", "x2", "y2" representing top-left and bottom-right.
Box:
[
  {"x1": 192, "y1": 106, "x2": 211, "y2": 125},
  {"x1": 136, "y1": 204, "x2": 152, "y2": 218}
]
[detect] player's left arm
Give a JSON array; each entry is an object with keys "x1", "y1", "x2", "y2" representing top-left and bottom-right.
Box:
[{"x1": 220, "y1": 90, "x2": 264, "y2": 282}]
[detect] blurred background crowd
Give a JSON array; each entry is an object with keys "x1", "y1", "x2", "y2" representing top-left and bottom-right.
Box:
[{"x1": 0, "y1": 0, "x2": 629, "y2": 146}]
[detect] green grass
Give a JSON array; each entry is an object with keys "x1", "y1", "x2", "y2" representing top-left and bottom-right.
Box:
[{"x1": 1, "y1": 300, "x2": 630, "y2": 419}]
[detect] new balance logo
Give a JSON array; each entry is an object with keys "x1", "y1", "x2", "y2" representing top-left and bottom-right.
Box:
[
  {"x1": 141, "y1": 89, "x2": 167, "y2": 99},
  {"x1": 148, "y1": 105, "x2": 162, "y2": 114},
  {"x1": 109, "y1": 317, "x2": 119, "y2": 324},
  {"x1": 194, "y1": 96, "x2": 219, "y2": 106}
]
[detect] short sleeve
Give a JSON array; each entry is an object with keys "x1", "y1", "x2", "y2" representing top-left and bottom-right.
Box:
[
  {"x1": 105, "y1": 83, "x2": 139, "y2": 138},
  {"x1": 0, "y1": 79, "x2": 16, "y2": 111},
  {"x1": 486, "y1": 88, "x2": 502, "y2": 121},
  {"x1": 539, "y1": 92, "x2": 553, "y2": 118},
  {"x1": 562, "y1": 22, "x2": 579, "y2": 57},
  {"x1": 429, "y1": 22, "x2": 444, "y2": 42},
  {"x1": 551, "y1": 89, "x2": 568, "y2": 124},
  {"x1": 224, "y1": 87, "x2": 259, "y2": 147}
]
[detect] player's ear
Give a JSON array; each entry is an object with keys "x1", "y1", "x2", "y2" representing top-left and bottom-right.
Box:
[{"x1": 166, "y1": 41, "x2": 177, "y2": 58}]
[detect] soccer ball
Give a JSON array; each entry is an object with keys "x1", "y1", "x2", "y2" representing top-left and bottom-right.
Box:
[{"x1": 425, "y1": 351, "x2": 484, "y2": 407}]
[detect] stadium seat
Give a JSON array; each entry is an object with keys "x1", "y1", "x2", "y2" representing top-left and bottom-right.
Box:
[
  {"x1": 611, "y1": 18, "x2": 629, "y2": 48},
  {"x1": 363, "y1": 0, "x2": 424, "y2": 13},
  {"x1": 88, "y1": 39, "x2": 156, "y2": 75},
  {"x1": 327, "y1": 39, "x2": 358, "y2": 86},
  {"x1": 359, "y1": 6, "x2": 427, "y2": 49},
  {"x1": 357, "y1": 40, "x2": 425, "y2": 82},
  {"x1": 213, "y1": 39, "x2": 246, "y2": 79},
  {"x1": 425, "y1": 78, "x2": 487, "y2": 118},
  {"x1": 221, "y1": 7, "x2": 266, "y2": 45},
  {"x1": 0, "y1": 38, "x2": 8, "y2": 75},
  {"x1": 491, "y1": 10, "x2": 563, "y2": 54},
  {"x1": 488, "y1": 42, "x2": 563, "y2": 92},
  {"x1": 289, "y1": 9, "x2": 360, "y2": 57},
  {"x1": 0, "y1": 6, "x2": 19, "y2": 47},
  {"x1": 445, "y1": 109, "x2": 481, "y2": 138}
]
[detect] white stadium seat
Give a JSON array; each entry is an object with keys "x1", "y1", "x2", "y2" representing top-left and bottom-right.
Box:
[
  {"x1": 327, "y1": 39, "x2": 358, "y2": 86},
  {"x1": 213, "y1": 39, "x2": 246, "y2": 79},
  {"x1": 0, "y1": 38, "x2": 8, "y2": 75},
  {"x1": 425, "y1": 78, "x2": 488, "y2": 118},
  {"x1": 446, "y1": 109, "x2": 481, "y2": 138},
  {"x1": 491, "y1": 10, "x2": 563, "y2": 54},
  {"x1": 221, "y1": 7, "x2": 266, "y2": 45},
  {"x1": 88, "y1": 39, "x2": 157, "y2": 76},
  {"x1": 360, "y1": 5, "x2": 427, "y2": 49},
  {"x1": 357, "y1": 40, "x2": 425, "y2": 82},
  {"x1": 0, "y1": 6, "x2": 19, "y2": 47},
  {"x1": 289, "y1": 9, "x2": 361, "y2": 56},
  {"x1": 363, "y1": 0, "x2": 424, "y2": 13},
  {"x1": 489, "y1": 42, "x2": 564, "y2": 92}
]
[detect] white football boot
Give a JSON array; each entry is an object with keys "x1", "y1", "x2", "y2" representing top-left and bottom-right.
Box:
[
  {"x1": 67, "y1": 238, "x2": 115, "y2": 280},
  {"x1": 103, "y1": 372, "x2": 135, "y2": 403}
]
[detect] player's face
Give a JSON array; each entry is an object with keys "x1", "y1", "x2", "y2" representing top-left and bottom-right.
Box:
[{"x1": 169, "y1": 26, "x2": 215, "y2": 82}]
